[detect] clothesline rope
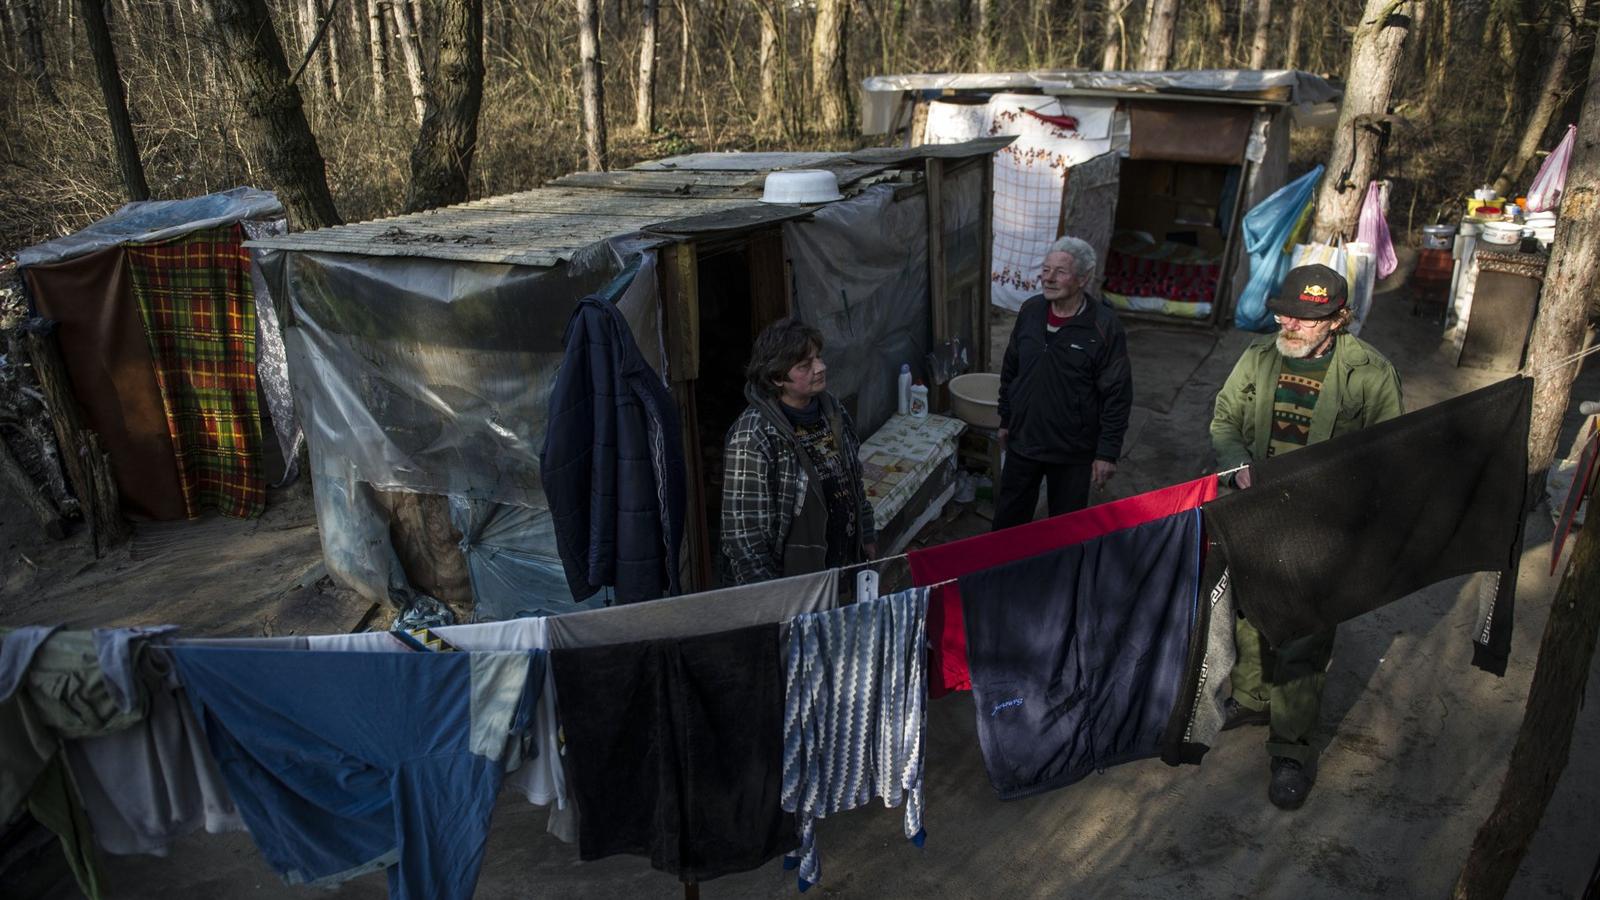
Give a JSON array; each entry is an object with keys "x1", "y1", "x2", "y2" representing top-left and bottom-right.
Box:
[{"x1": 1522, "y1": 340, "x2": 1600, "y2": 378}]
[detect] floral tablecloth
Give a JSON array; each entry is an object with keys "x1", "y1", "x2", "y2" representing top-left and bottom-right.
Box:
[{"x1": 858, "y1": 413, "x2": 967, "y2": 527}]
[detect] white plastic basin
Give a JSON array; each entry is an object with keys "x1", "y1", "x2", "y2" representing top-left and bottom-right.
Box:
[
  {"x1": 761, "y1": 170, "x2": 842, "y2": 204},
  {"x1": 949, "y1": 373, "x2": 1001, "y2": 429}
]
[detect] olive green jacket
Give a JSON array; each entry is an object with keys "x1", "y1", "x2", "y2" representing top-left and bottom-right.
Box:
[{"x1": 1209, "y1": 332, "x2": 1404, "y2": 472}]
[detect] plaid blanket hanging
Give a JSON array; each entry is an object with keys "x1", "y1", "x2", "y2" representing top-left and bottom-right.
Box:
[{"x1": 125, "y1": 225, "x2": 265, "y2": 519}]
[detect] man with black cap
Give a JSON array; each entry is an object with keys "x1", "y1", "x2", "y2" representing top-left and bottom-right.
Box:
[{"x1": 1208, "y1": 263, "x2": 1404, "y2": 810}]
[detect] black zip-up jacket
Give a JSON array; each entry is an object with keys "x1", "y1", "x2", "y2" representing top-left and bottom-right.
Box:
[{"x1": 998, "y1": 293, "x2": 1133, "y2": 465}]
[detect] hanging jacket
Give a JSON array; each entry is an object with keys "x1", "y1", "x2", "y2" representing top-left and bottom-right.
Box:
[
  {"x1": 542, "y1": 294, "x2": 686, "y2": 604},
  {"x1": 1209, "y1": 330, "x2": 1404, "y2": 474},
  {"x1": 720, "y1": 384, "x2": 875, "y2": 585},
  {"x1": 998, "y1": 294, "x2": 1133, "y2": 465}
]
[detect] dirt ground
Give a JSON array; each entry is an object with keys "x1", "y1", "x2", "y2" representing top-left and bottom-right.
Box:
[{"x1": 4, "y1": 254, "x2": 1599, "y2": 899}]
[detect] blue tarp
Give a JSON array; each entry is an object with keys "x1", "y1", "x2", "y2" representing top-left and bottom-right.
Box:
[{"x1": 1234, "y1": 166, "x2": 1323, "y2": 332}]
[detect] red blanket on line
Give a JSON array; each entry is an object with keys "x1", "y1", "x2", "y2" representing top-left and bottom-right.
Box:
[{"x1": 908, "y1": 475, "x2": 1219, "y2": 698}]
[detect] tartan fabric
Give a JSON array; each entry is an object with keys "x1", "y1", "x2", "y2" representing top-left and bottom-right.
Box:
[{"x1": 125, "y1": 225, "x2": 264, "y2": 518}]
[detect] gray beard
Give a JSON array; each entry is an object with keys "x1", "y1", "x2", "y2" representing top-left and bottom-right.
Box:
[{"x1": 1275, "y1": 333, "x2": 1315, "y2": 358}]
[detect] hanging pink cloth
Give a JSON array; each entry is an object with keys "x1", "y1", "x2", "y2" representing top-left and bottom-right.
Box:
[
  {"x1": 1527, "y1": 123, "x2": 1576, "y2": 213},
  {"x1": 1356, "y1": 181, "x2": 1398, "y2": 280}
]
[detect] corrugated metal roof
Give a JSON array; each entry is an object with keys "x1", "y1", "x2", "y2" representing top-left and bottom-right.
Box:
[{"x1": 244, "y1": 140, "x2": 1006, "y2": 266}]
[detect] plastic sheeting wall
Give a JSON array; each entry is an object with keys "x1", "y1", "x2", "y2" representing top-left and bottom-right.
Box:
[
  {"x1": 784, "y1": 185, "x2": 931, "y2": 436},
  {"x1": 261, "y1": 240, "x2": 660, "y2": 615}
]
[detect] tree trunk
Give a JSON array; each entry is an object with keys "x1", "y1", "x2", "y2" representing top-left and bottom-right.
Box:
[
  {"x1": 320, "y1": 0, "x2": 345, "y2": 102},
  {"x1": 11, "y1": 0, "x2": 59, "y2": 103},
  {"x1": 635, "y1": 0, "x2": 658, "y2": 132},
  {"x1": 405, "y1": 0, "x2": 482, "y2": 212},
  {"x1": 78, "y1": 0, "x2": 149, "y2": 201},
  {"x1": 756, "y1": 0, "x2": 781, "y2": 122},
  {"x1": 976, "y1": 0, "x2": 994, "y2": 69},
  {"x1": 366, "y1": 0, "x2": 387, "y2": 105},
  {"x1": 1451, "y1": 465, "x2": 1600, "y2": 900},
  {"x1": 1247, "y1": 0, "x2": 1272, "y2": 69},
  {"x1": 1310, "y1": 0, "x2": 1416, "y2": 242},
  {"x1": 1101, "y1": 0, "x2": 1126, "y2": 69},
  {"x1": 1491, "y1": 0, "x2": 1584, "y2": 197},
  {"x1": 0, "y1": 436, "x2": 64, "y2": 540},
  {"x1": 1522, "y1": 45, "x2": 1600, "y2": 476},
  {"x1": 578, "y1": 0, "x2": 608, "y2": 169},
  {"x1": 1138, "y1": 0, "x2": 1178, "y2": 70},
  {"x1": 387, "y1": 0, "x2": 427, "y2": 123},
  {"x1": 812, "y1": 0, "x2": 851, "y2": 134},
  {"x1": 1284, "y1": 0, "x2": 1304, "y2": 70},
  {"x1": 204, "y1": 0, "x2": 343, "y2": 230}
]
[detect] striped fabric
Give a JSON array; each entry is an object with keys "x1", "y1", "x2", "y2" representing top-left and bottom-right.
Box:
[
  {"x1": 781, "y1": 587, "x2": 928, "y2": 891},
  {"x1": 125, "y1": 225, "x2": 264, "y2": 518}
]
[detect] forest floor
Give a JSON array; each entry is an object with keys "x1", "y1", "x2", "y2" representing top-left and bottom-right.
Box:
[{"x1": 3, "y1": 250, "x2": 1599, "y2": 898}]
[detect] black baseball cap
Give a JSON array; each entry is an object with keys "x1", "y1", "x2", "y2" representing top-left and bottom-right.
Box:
[{"x1": 1268, "y1": 264, "x2": 1348, "y2": 320}]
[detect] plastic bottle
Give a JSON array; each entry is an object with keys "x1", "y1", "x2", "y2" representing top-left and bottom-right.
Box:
[
  {"x1": 909, "y1": 380, "x2": 929, "y2": 420},
  {"x1": 897, "y1": 363, "x2": 912, "y2": 416}
]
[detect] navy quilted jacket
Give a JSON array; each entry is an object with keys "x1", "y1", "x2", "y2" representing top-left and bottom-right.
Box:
[{"x1": 542, "y1": 295, "x2": 685, "y2": 604}]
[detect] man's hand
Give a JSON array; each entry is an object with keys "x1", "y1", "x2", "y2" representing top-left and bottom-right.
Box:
[
  {"x1": 997, "y1": 428, "x2": 1008, "y2": 451},
  {"x1": 1091, "y1": 459, "x2": 1116, "y2": 488},
  {"x1": 1233, "y1": 466, "x2": 1253, "y2": 490}
]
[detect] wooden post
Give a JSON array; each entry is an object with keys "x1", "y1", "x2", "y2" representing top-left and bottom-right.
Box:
[
  {"x1": 978, "y1": 151, "x2": 994, "y2": 373},
  {"x1": 659, "y1": 242, "x2": 710, "y2": 591},
  {"x1": 22, "y1": 326, "x2": 129, "y2": 554},
  {"x1": 925, "y1": 157, "x2": 950, "y2": 411},
  {"x1": 1525, "y1": 39, "x2": 1600, "y2": 475},
  {"x1": 1452, "y1": 472, "x2": 1600, "y2": 898}
]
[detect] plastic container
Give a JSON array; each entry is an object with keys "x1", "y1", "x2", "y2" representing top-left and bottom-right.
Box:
[
  {"x1": 909, "y1": 380, "x2": 929, "y2": 420},
  {"x1": 1421, "y1": 224, "x2": 1456, "y2": 250},
  {"x1": 760, "y1": 170, "x2": 843, "y2": 204},
  {"x1": 948, "y1": 372, "x2": 1001, "y2": 428},
  {"x1": 897, "y1": 363, "x2": 912, "y2": 415},
  {"x1": 1481, "y1": 221, "x2": 1522, "y2": 246}
]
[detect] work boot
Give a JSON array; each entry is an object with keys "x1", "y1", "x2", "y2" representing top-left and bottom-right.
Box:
[
  {"x1": 1268, "y1": 756, "x2": 1317, "y2": 810},
  {"x1": 1222, "y1": 696, "x2": 1270, "y2": 731}
]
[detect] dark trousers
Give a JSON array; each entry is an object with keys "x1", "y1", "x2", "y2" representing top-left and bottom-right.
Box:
[{"x1": 992, "y1": 450, "x2": 1091, "y2": 531}]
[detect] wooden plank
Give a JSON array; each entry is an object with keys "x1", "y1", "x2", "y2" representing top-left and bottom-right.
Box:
[
  {"x1": 647, "y1": 203, "x2": 817, "y2": 236},
  {"x1": 672, "y1": 379, "x2": 713, "y2": 593},
  {"x1": 978, "y1": 153, "x2": 994, "y2": 373},
  {"x1": 659, "y1": 241, "x2": 700, "y2": 383},
  {"x1": 746, "y1": 228, "x2": 790, "y2": 337},
  {"x1": 925, "y1": 158, "x2": 949, "y2": 410}
]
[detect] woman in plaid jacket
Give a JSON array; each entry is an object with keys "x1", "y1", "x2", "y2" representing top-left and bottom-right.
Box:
[{"x1": 720, "y1": 319, "x2": 876, "y2": 585}]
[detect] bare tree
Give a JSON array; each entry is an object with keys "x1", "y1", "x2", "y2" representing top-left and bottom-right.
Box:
[
  {"x1": 405, "y1": 0, "x2": 482, "y2": 212},
  {"x1": 1247, "y1": 0, "x2": 1272, "y2": 68},
  {"x1": 1139, "y1": 0, "x2": 1179, "y2": 70},
  {"x1": 976, "y1": 0, "x2": 995, "y2": 68},
  {"x1": 11, "y1": 0, "x2": 59, "y2": 103},
  {"x1": 635, "y1": 0, "x2": 659, "y2": 132},
  {"x1": 1491, "y1": 0, "x2": 1585, "y2": 197},
  {"x1": 388, "y1": 0, "x2": 427, "y2": 122},
  {"x1": 78, "y1": 0, "x2": 149, "y2": 201},
  {"x1": 204, "y1": 0, "x2": 342, "y2": 230},
  {"x1": 755, "y1": 0, "x2": 781, "y2": 122},
  {"x1": 320, "y1": 0, "x2": 345, "y2": 102},
  {"x1": 578, "y1": 0, "x2": 608, "y2": 169},
  {"x1": 366, "y1": 0, "x2": 387, "y2": 105},
  {"x1": 1102, "y1": 0, "x2": 1128, "y2": 69},
  {"x1": 1452, "y1": 53, "x2": 1600, "y2": 892},
  {"x1": 1284, "y1": 0, "x2": 1304, "y2": 69},
  {"x1": 1310, "y1": 0, "x2": 1417, "y2": 242},
  {"x1": 812, "y1": 0, "x2": 851, "y2": 133}
]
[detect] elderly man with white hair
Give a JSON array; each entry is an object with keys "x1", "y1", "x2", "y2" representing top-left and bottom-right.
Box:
[{"x1": 993, "y1": 235, "x2": 1133, "y2": 531}]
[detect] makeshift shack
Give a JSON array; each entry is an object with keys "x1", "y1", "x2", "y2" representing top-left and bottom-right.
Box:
[
  {"x1": 859, "y1": 69, "x2": 1340, "y2": 326},
  {"x1": 247, "y1": 140, "x2": 1004, "y2": 619},
  {"x1": 16, "y1": 188, "x2": 299, "y2": 522}
]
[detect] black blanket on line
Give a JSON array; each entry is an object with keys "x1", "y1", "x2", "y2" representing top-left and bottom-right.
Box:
[
  {"x1": 1204, "y1": 376, "x2": 1531, "y2": 674},
  {"x1": 550, "y1": 623, "x2": 795, "y2": 881}
]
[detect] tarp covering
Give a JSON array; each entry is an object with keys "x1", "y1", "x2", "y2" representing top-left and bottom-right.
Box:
[
  {"x1": 785, "y1": 186, "x2": 930, "y2": 436},
  {"x1": 19, "y1": 187, "x2": 284, "y2": 268},
  {"x1": 263, "y1": 238, "x2": 660, "y2": 610}
]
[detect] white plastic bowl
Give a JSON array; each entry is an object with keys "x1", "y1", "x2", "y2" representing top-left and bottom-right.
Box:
[
  {"x1": 1481, "y1": 222, "x2": 1522, "y2": 245},
  {"x1": 761, "y1": 170, "x2": 842, "y2": 204}
]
